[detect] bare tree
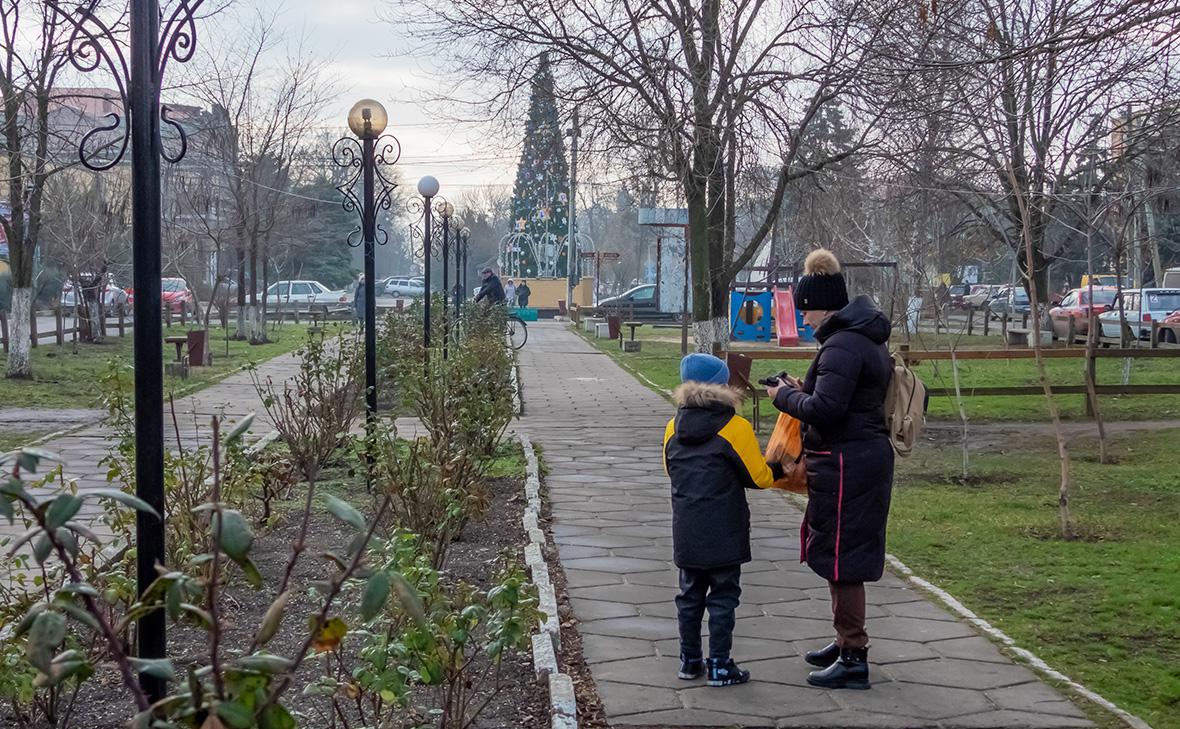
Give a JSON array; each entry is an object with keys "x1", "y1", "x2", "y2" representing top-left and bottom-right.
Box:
[
  {"x1": 187, "y1": 10, "x2": 333, "y2": 343},
  {"x1": 0, "y1": 0, "x2": 74, "y2": 377},
  {"x1": 391, "y1": 0, "x2": 913, "y2": 351}
]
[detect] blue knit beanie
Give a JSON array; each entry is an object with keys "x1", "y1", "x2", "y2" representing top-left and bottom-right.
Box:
[{"x1": 680, "y1": 353, "x2": 730, "y2": 386}]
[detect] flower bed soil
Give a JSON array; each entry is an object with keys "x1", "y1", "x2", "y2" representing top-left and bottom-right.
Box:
[{"x1": 1, "y1": 459, "x2": 545, "y2": 729}]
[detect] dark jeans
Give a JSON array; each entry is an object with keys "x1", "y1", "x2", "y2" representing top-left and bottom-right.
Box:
[
  {"x1": 676, "y1": 565, "x2": 742, "y2": 661},
  {"x1": 829, "y1": 581, "x2": 868, "y2": 649}
]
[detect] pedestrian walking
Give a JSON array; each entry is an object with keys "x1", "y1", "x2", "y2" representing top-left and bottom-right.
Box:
[
  {"x1": 517, "y1": 279, "x2": 532, "y2": 308},
  {"x1": 353, "y1": 275, "x2": 366, "y2": 327},
  {"x1": 505, "y1": 279, "x2": 517, "y2": 308},
  {"x1": 765, "y1": 248, "x2": 895, "y2": 690},
  {"x1": 664, "y1": 353, "x2": 779, "y2": 687}
]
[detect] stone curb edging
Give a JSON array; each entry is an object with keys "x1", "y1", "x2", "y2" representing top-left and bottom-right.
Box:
[
  {"x1": 518, "y1": 432, "x2": 578, "y2": 729},
  {"x1": 884, "y1": 553, "x2": 1153, "y2": 729}
]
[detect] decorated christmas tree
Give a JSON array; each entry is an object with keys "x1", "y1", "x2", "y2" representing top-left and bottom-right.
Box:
[{"x1": 506, "y1": 54, "x2": 570, "y2": 278}]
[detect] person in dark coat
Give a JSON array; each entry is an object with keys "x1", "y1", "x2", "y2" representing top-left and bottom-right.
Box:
[
  {"x1": 766, "y1": 248, "x2": 894, "y2": 690},
  {"x1": 474, "y1": 267, "x2": 506, "y2": 305},
  {"x1": 516, "y1": 279, "x2": 532, "y2": 308},
  {"x1": 353, "y1": 275, "x2": 366, "y2": 326},
  {"x1": 664, "y1": 353, "x2": 779, "y2": 687}
]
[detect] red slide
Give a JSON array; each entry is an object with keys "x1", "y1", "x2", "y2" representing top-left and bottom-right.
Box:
[{"x1": 773, "y1": 287, "x2": 799, "y2": 347}]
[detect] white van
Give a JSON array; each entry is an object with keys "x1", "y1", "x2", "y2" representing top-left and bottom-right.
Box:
[
  {"x1": 1098, "y1": 288, "x2": 1180, "y2": 340},
  {"x1": 1162, "y1": 268, "x2": 1180, "y2": 288}
]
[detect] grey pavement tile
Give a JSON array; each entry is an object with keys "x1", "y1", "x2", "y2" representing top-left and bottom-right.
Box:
[
  {"x1": 570, "y1": 583, "x2": 674, "y2": 605},
  {"x1": 556, "y1": 533, "x2": 654, "y2": 549},
  {"x1": 570, "y1": 597, "x2": 641, "y2": 621},
  {"x1": 595, "y1": 680, "x2": 684, "y2": 715},
  {"x1": 733, "y1": 615, "x2": 837, "y2": 642},
  {"x1": 653, "y1": 635, "x2": 798, "y2": 664},
  {"x1": 885, "y1": 599, "x2": 961, "y2": 622},
  {"x1": 930, "y1": 636, "x2": 1019, "y2": 664},
  {"x1": 739, "y1": 569, "x2": 827, "y2": 590},
  {"x1": 946, "y1": 710, "x2": 1092, "y2": 728},
  {"x1": 642, "y1": 600, "x2": 766, "y2": 621},
  {"x1": 985, "y1": 684, "x2": 1090, "y2": 718},
  {"x1": 864, "y1": 615, "x2": 979, "y2": 643},
  {"x1": 681, "y1": 682, "x2": 840, "y2": 718},
  {"x1": 591, "y1": 655, "x2": 701, "y2": 690},
  {"x1": 776, "y1": 710, "x2": 936, "y2": 728},
  {"x1": 580, "y1": 615, "x2": 683, "y2": 641},
  {"x1": 887, "y1": 657, "x2": 1042, "y2": 691},
  {"x1": 562, "y1": 556, "x2": 671, "y2": 573},
  {"x1": 611, "y1": 708, "x2": 774, "y2": 727},
  {"x1": 556, "y1": 544, "x2": 612, "y2": 560},
  {"x1": 834, "y1": 680, "x2": 995, "y2": 720},
  {"x1": 623, "y1": 569, "x2": 681, "y2": 588},
  {"x1": 611, "y1": 545, "x2": 676, "y2": 561},
  {"x1": 563, "y1": 568, "x2": 627, "y2": 588},
  {"x1": 581, "y1": 635, "x2": 657, "y2": 664}
]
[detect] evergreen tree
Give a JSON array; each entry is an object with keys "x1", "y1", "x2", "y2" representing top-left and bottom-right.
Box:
[
  {"x1": 507, "y1": 54, "x2": 570, "y2": 278},
  {"x1": 288, "y1": 176, "x2": 357, "y2": 289}
]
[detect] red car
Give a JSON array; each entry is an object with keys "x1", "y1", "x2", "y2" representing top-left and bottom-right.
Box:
[
  {"x1": 126, "y1": 277, "x2": 197, "y2": 315},
  {"x1": 1160, "y1": 309, "x2": 1180, "y2": 345},
  {"x1": 1049, "y1": 286, "x2": 1118, "y2": 339}
]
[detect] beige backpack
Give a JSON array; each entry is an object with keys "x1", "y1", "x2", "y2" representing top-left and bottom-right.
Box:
[{"x1": 884, "y1": 352, "x2": 927, "y2": 457}]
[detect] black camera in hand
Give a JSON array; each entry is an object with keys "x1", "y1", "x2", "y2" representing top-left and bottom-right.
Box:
[{"x1": 757, "y1": 371, "x2": 791, "y2": 387}]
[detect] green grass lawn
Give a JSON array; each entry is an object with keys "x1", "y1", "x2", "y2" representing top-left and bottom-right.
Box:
[
  {"x1": 891, "y1": 429, "x2": 1180, "y2": 729},
  {"x1": 585, "y1": 330, "x2": 1180, "y2": 422},
  {"x1": 0, "y1": 322, "x2": 332, "y2": 411}
]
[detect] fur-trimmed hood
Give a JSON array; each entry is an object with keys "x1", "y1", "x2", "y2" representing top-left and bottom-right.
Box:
[
  {"x1": 672, "y1": 383, "x2": 743, "y2": 445},
  {"x1": 673, "y1": 382, "x2": 743, "y2": 409}
]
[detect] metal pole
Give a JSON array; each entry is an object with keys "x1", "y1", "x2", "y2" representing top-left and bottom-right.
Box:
[
  {"x1": 363, "y1": 137, "x2": 377, "y2": 423},
  {"x1": 130, "y1": 0, "x2": 166, "y2": 703},
  {"x1": 454, "y1": 229, "x2": 462, "y2": 327},
  {"x1": 567, "y1": 108, "x2": 579, "y2": 311},
  {"x1": 441, "y1": 213, "x2": 449, "y2": 360},
  {"x1": 462, "y1": 235, "x2": 469, "y2": 306},
  {"x1": 423, "y1": 198, "x2": 433, "y2": 357}
]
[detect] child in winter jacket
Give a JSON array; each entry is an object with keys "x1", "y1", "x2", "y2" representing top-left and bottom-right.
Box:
[{"x1": 663, "y1": 353, "x2": 779, "y2": 686}]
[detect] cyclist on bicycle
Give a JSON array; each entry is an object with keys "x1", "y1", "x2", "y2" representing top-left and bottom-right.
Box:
[{"x1": 474, "y1": 267, "x2": 507, "y2": 306}]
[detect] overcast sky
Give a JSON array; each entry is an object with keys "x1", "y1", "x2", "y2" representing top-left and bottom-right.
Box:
[{"x1": 261, "y1": 0, "x2": 520, "y2": 195}]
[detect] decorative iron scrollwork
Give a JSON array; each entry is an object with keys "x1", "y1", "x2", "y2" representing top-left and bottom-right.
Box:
[{"x1": 332, "y1": 135, "x2": 402, "y2": 248}]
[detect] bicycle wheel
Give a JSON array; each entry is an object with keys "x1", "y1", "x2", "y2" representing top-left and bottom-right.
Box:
[{"x1": 507, "y1": 316, "x2": 528, "y2": 350}]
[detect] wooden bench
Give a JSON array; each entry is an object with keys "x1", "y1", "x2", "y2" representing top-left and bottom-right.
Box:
[{"x1": 622, "y1": 321, "x2": 643, "y2": 352}]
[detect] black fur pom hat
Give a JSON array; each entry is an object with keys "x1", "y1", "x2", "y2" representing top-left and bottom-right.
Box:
[{"x1": 794, "y1": 249, "x2": 849, "y2": 312}]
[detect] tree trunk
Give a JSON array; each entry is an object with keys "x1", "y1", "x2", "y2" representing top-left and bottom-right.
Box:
[
  {"x1": 6, "y1": 288, "x2": 33, "y2": 379},
  {"x1": 88, "y1": 301, "x2": 105, "y2": 344},
  {"x1": 234, "y1": 248, "x2": 248, "y2": 340}
]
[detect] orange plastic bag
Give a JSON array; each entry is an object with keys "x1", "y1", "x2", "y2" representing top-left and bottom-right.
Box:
[{"x1": 765, "y1": 412, "x2": 808, "y2": 494}]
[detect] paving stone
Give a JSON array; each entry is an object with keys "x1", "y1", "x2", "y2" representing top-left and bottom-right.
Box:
[
  {"x1": 885, "y1": 599, "x2": 961, "y2": 622},
  {"x1": 642, "y1": 600, "x2": 765, "y2": 621},
  {"x1": 680, "y1": 682, "x2": 839, "y2": 718},
  {"x1": 985, "y1": 683, "x2": 1090, "y2": 718},
  {"x1": 867, "y1": 615, "x2": 979, "y2": 643},
  {"x1": 591, "y1": 655, "x2": 700, "y2": 689},
  {"x1": 563, "y1": 568, "x2": 626, "y2": 588},
  {"x1": 580, "y1": 635, "x2": 657, "y2": 664},
  {"x1": 777, "y1": 710, "x2": 935, "y2": 728},
  {"x1": 556, "y1": 544, "x2": 612, "y2": 560},
  {"x1": 835, "y1": 680, "x2": 995, "y2": 720},
  {"x1": 887, "y1": 657, "x2": 1041, "y2": 690},
  {"x1": 734, "y1": 615, "x2": 835, "y2": 641},
  {"x1": 622, "y1": 569, "x2": 681, "y2": 588},
  {"x1": 611, "y1": 708, "x2": 774, "y2": 727},
  {"x1": 929, "y1": 635, "x2": 1017, "y2": 664},
  {"x1": 739, "y1": 569, "x2": 827, "y2": 590},
  {"x1": 563, "y1": 555, "x2": 671, "y2": 573},
  {"x1": 571, "y1": 597, "x2": 641, "y2": 621},
  {"x1": 595, "y1": 680, "x2": 683, "y2": 715},
  {"x1": 555, "y1": 533, "x2": 653, "y2": 549},
  {"x1": 580, "y1": 615, "x2": 683, "y2": 641},
  {"x1": 947, "y1": 710, "x2": 1093, "y2": 728}
]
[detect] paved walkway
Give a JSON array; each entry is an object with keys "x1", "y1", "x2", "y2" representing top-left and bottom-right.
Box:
[
  {"x1": 518, "y1": 322, "x2": 1092, "y2": 728},
  {"x1": 1, "y1": 353, "x2": 301, "y2": 548}
]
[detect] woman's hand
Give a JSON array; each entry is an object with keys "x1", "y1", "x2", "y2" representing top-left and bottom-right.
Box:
[{"x1": 765, "y1": 375, "x2": 800, "y2": 400}]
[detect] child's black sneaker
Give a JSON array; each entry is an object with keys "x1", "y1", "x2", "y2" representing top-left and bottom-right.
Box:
[
  {"x1": 678, "y1": 656, "x2": 704, "y2": 680},
  {"x1": 706, "y1": 657, "x2": 750, "y2": 687}
]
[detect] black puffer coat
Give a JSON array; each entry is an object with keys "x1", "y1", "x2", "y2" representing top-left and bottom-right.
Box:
[
  {"x1": 664, "y1": 383, "x2": 776, "y2": 569},
  {"x1": 773, "y1": 296, "x2": 895, "y2": 583}
]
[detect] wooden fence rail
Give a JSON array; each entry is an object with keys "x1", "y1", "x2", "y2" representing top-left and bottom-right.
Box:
[{"x1": 0, "y1": 306, "x2": 128, "y2": 353}]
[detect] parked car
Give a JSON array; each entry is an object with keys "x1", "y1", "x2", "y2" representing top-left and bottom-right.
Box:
[
  {"x1": 383, "y1": 276, "x2": 425, "y2": 298},
  {"x1": 988, "y1": 285, "x2": 1030, "y2": 319},
  {"x1": 1098, "y1": 288, "x2": 1180, "y2": 340},
  {"x1": 1048, "y1": 287, "x2": 1117, "y2": 339},
  {"x1": 1158, "y1": 309, "x2": 1180, "y2": 344},
  {"x1": 258, "y1": 280, "x2": 352, "y2": 313},
  {"x1": 60, "y1": 272, "x2": 129, "y2": 311},
  {"x1": 598, "y1": 284, "x2": 662, "y2": 318},
  {"x1": 963, "y1": 284, "x2": 1002, "y2": 309},
  {"x1": 947, "y1": 283, "x2": 972, "y2": 308},
  {"x1": 1162, "y1": 267, "x2": 1180, "y2": 288},
  {"x1": 127, "y1": 277, "x2": 197, "y2": 315}
]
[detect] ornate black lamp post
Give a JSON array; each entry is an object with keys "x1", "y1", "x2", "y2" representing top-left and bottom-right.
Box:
[
  {"x1": 413, "y1": 176, "x2": 441, "y2": 356},
  {"x1": 438, "y1": 202, "x2": 454, "y2": 359},
  {"x1": 333, "y1": 100, "x2": 400, "y2": 426},
  {"x1": 455, "y1": 227, "x2": 468, "y2": 325},
  {"x1": 49, "y1": 0, "x2": 206, "y2": 701}
]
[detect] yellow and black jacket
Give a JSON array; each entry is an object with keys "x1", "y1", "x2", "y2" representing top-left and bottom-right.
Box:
[{"x1": 663, "y1": 383, "x2": 776, "y2": 570}]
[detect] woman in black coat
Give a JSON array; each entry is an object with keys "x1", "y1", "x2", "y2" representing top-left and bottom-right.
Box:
[{"x1": 766, "y1": 248, "x2": 895, "y2": 690}]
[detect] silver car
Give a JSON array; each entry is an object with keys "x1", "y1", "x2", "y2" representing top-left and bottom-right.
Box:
[
  {"x1": 60, "y1": 272, "x2": 129, "y2": 312},
  {"x1": 383, "y1": 276, "x2": 426, "y2": 298},
  {"x1": 259, "y1": 280, "x2": 352, "y2": 313}
]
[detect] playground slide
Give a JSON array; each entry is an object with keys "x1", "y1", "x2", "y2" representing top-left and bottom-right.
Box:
[{"x1": 773, "y1": 287, "x2": 800, "y2": 346}]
